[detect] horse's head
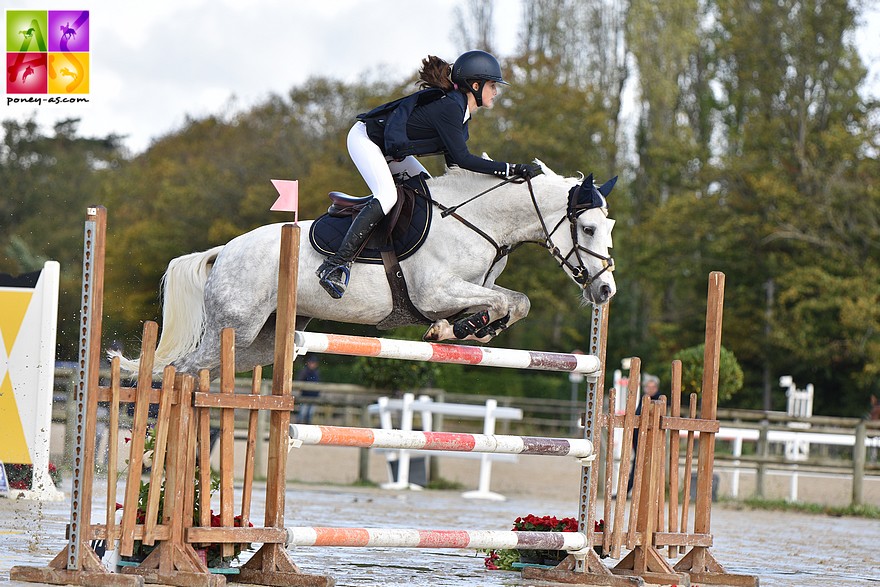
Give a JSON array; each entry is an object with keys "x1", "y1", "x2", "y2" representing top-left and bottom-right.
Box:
[{"x1": 537, "y1": 161, "x2": 617, "y2": 305}]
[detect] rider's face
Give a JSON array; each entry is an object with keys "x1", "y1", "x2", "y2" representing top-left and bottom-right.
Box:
[
  {"x1": 469, "y1": 81, "x2": 499, "y2": 109},
  {"x1": 480, "y1": 81, "x2": 498, "y2": 108}
]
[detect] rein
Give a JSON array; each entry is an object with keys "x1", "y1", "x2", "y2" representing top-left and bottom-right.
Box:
[
  {"x1": 439, "y1": 177, "x2": 516, "y2": 218},
  {"x1": 432, "y1": 177, "x2": 614, "y2": 289}
]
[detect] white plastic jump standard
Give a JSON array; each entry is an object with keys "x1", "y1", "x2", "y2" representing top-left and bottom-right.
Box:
[
  {"x1": 385, "y1": 393, "x2": 416, "y2": 490},
  {"x1": 465, "y1": 398, "x2": 510, "y2": 501},
  {"x1": 0, "y1": 261, "x2": 64, "y2": 501}
]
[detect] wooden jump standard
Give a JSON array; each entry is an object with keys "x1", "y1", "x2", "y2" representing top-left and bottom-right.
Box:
[{"x1": 10, "y1": 207, "x2": 757, "y2": 587}]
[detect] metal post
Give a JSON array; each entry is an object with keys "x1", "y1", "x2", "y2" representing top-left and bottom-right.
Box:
[
  {"x1": 853, "y1": 420, "x2": 866, "y2": 507},
  {"x1": 756, "y1": 420, "x2": 769, "y2": 498},
  {"x1": 358, "y1": 408, "x2": 370, "y2": 484},
  {"x1": 570, "y1": 370, "x2": 584, "y2": 435}
]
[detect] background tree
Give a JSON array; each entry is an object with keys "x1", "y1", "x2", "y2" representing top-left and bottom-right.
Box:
[{"x1": 1, "y1": 117, "x2": 125, "y2": 359}]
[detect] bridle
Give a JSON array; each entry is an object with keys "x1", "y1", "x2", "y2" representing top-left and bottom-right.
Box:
[
  {"x1": 527, "y1": 177, "x2": 615, "y2": 289},
  {"x1": 432, "y1": 176, "x2": 614, "y2": 289}
]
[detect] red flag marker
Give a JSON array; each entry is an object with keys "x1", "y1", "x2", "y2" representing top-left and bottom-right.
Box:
[{"x1": 270, "y1": 179, "x2": 299, "y2": 222}]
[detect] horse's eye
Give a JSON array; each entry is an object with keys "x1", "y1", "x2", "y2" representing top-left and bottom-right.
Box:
[{"x1": 582, "y1": 225, "x2": 596, "y2": 237}]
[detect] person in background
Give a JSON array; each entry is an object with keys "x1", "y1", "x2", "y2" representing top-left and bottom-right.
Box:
[
  {"x1": 626, "y1": 374, "x2": 663, "y2": 496},
  {"x1": 294, "y1": 355, "x2": 322, "y2": 424}
]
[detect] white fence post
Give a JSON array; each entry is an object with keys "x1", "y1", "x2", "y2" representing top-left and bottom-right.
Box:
[
  {"x1": 781, "y1": 376, "x2": 814, "y2": 502},
  {"x1": 462, "y1": 399, "x2": 506, "y2": 501}
]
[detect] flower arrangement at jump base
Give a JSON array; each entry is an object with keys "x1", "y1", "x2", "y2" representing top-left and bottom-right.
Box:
[
  {"x1": 117, "y1": 503, "x2": 254, "y2": 568},
  {"x1": 483, "y1": 514, "x2": 605, "y2": 570},
  {"x1": 120, "y1": 426, "x2": 254, "y2": 568}
]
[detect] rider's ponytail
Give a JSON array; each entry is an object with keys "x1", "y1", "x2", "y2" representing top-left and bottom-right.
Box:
[{"x1": 417, "y1": 56, "x2": 456, "y2": 92}]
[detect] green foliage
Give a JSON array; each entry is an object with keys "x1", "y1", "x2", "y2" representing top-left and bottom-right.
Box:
[
  {"x1": 352, "y1": 356, "x2": 441, "y2": 391},
  {"x1": 0, "y1": 117, "x2": 127, "y2": 358},
  {"x1": 737, "y1": 498, "x2": 880, "y2": 520},
  {"x1": 674, "y1": 344, "x2": 744, "y2": 403}
]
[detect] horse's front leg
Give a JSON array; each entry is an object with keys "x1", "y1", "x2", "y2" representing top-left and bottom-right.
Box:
[
  {"x1": 421, "y1": 282, "x2": 530, "y2": 343},
  {"x1": 468, "y1": 285, "x2": 531, "y2": 340}
]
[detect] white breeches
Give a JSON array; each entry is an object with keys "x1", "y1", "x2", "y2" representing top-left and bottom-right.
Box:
[{"x1": 347, "y1": 121, "x2": 429, "y2": 214}]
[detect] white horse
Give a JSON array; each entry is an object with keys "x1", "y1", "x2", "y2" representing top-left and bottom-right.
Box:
[{"x1": 114, "y1": 161, "x2": 617, "y2": 378}]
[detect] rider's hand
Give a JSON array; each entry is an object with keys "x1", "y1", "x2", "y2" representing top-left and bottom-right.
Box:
[{"x1": 511, "y1": 163, "x2": 541, "y2": 180}]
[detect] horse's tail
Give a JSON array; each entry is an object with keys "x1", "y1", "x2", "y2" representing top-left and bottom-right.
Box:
[{"x1": 110, "y1": 245, "x2": 224, "y2": 374}]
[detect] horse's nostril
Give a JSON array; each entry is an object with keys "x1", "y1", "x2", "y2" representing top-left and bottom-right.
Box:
[{"x1": 599, "y1": 284, "x2": 612, "y2": 301}]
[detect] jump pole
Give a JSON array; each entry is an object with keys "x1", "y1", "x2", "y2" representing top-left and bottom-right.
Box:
[
  {"x1": 290, "y1": 424, "x2": 595, "y2": 458},
  {"x1": 284, "y1": 527, "x2": 589, "y2": 551},
  {"x1": 294, "y1": 331, "x2": 601, "y2": 375}
]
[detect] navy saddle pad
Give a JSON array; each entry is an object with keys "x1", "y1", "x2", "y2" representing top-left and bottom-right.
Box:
[{"x1": 308, "y1": 175, "x2": 432, "y2": 264}]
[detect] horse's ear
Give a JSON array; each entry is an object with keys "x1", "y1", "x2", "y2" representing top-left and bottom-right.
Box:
[{"x1": 598, "y1": 176, "x2": 618, "y2": 198}]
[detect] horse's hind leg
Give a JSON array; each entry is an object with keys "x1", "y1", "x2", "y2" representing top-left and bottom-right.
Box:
[{"x1": 234, "y1": 315, "x2": 312, "y2": 372}]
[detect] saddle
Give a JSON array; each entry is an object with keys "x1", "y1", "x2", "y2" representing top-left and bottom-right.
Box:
[
  {"x1": 309, "y1": 173, "x2": 432, "y2": 264},
  {"x1": 309, "y1": 174, "x2": 434, "y2": 329}
]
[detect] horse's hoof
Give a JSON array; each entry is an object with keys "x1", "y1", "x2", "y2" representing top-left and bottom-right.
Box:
[{"x1": 423, "y1": 320, "x2": 448, "y2": 341}]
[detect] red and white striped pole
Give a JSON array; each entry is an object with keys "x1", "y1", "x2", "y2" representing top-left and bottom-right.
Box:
[{"x1": 290, "y1": 424, "x2": 595, "y2": 459}]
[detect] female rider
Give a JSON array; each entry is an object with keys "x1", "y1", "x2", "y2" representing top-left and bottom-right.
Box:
[{"x1": 316, "y1": 50, "x2": 540, "y2": 299}]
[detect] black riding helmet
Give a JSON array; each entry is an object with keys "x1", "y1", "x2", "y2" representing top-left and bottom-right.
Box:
[{"x1": 451, "y1": 50, "x2": 508, "y2": 107}]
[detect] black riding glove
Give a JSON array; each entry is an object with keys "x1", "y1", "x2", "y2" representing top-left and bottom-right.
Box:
[{"x1": 510, "y1": 163, "x2": 541, "y2": 180}]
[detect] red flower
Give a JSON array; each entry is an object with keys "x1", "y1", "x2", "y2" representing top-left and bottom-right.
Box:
[{"x1": 512, "y1": 513, "x2": 578, "y2": 533}]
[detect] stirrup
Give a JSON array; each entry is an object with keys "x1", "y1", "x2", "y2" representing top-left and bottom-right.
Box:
[{"x1": 317, "y1": 262, "x2": 351, "y2": 299}]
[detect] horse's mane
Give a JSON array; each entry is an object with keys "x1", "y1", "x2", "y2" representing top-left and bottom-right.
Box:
[{"x1": 425, "y1": 160, "x2": 572, "y2": 206}]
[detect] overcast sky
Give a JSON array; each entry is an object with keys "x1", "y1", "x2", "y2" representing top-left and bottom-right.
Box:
[{"x1": 3, "y1": 0, "x2": 879, "y2": 156}]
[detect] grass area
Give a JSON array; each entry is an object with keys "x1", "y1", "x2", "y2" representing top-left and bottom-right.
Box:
[
  {"x1": 721, "y1": 496, "x2": 880, "y2": 519},
  {"x1": 424, "y1": 477, "x2": 465, "y2": 491}
]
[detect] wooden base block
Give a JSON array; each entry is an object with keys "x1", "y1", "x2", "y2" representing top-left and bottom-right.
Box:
[
  {"x1": 235, "y1": 568, "x2": 335, "y2": 587},
  {"x1": 612, "y1": 569, "x2": 690, "y2": 586},
  {"x1": 687, "y1": 571, "x2": 760, "y2": 587},
  {"x1": 614, "y1": 547, "x2": 689, "y2": 586},
  {"x1": 522, "y1": 552, "x2": 643, "y2": 586},
  {"x1": 119, "y1": 567, "x2": 224, "y2": 587},
  {"x1": 115, "y1": 538, "x2": 225, "y2": 586},
  {"x1": 234, "y1": 543, "x2": 335, "y2": 587},
  {"x1": 674, "y1": 547, "x2": 759, "y2": 587},
  {"x1": 9, "y1": 566, "x2": 144, "y2": 587},
  {"x1": 522, "y1": 567, "x2": 643, "y2": 586},
  {"x1": 10, "y1": 543, "x2": 142, "y2": 587}
]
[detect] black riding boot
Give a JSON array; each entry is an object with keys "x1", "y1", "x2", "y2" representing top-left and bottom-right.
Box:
[{"x1": 316, "y1": 198, "x2": 386, "y2": 299}]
